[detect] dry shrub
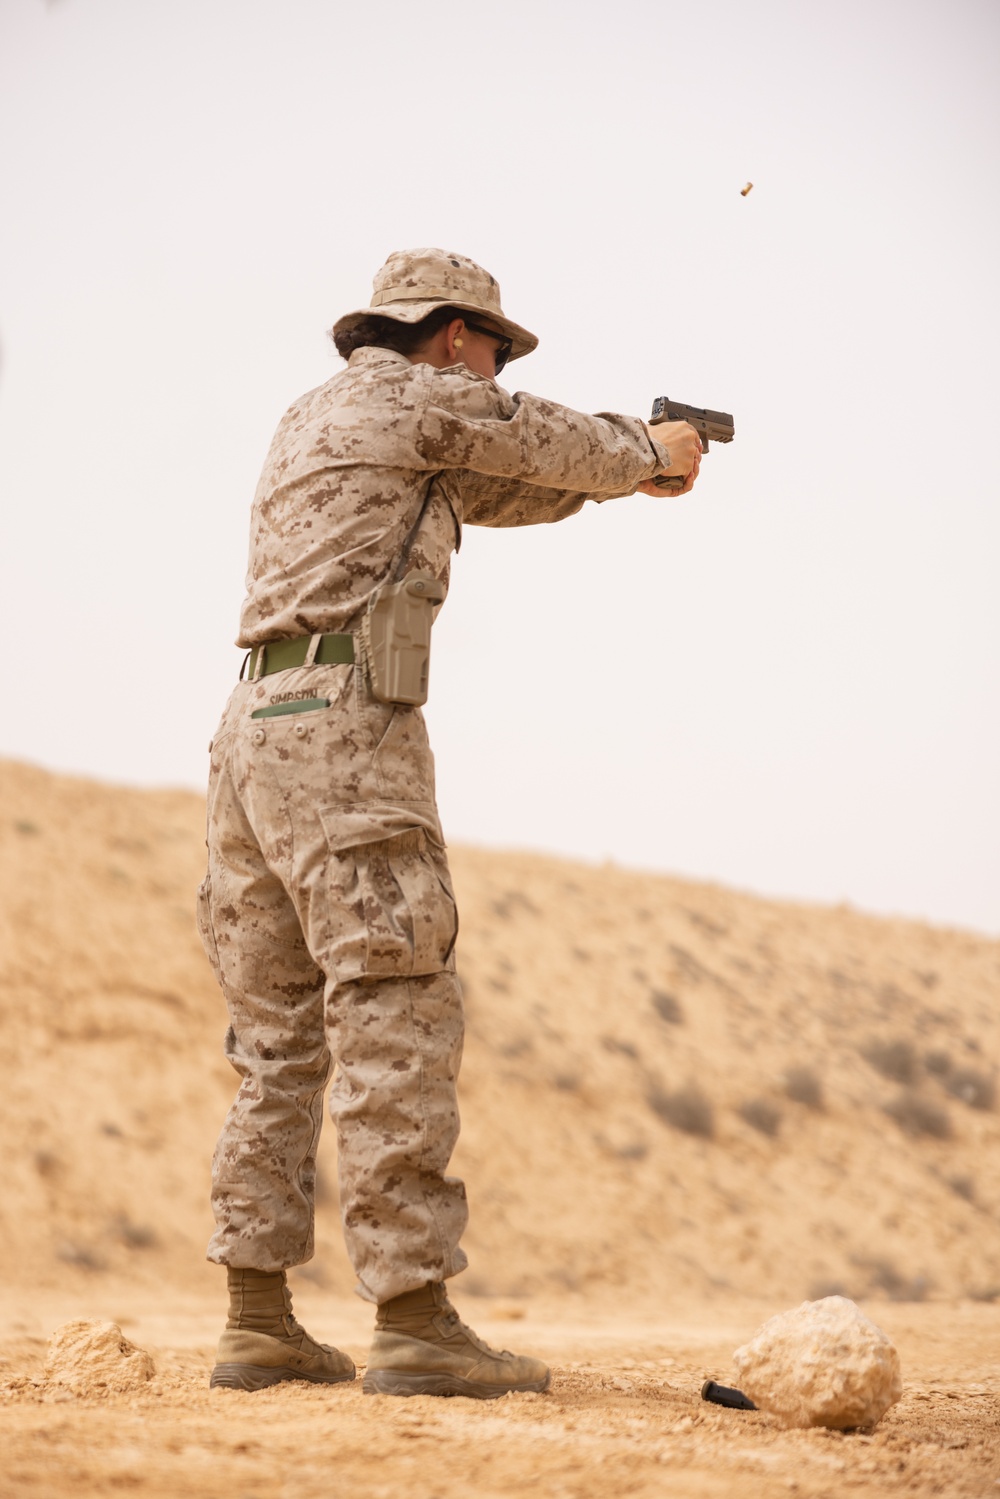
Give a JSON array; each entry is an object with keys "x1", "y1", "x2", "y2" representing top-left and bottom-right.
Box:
[
  {"x1": 682, "y1": 908, "x2": 727, "y2": 938},
  {"x1": 116, "y1": 1219, "x2": 157, "y2": 1250},
  {"x1": 948, "y1": 1175, "x2": 975, "y2": 1203},
  {"x1": 498, "y1": 1036, "x2": 532, "y2": 1059},
  {"x1": 923, "y1": 1049, "x2": 952, "y2": 1078},
  {"x1": 783, "y1": 1066, "x2": 824, "y2": 1110},
  {"x1": 878, "y1": 981, "x2": 917, "y2": 1012},
  {"x1": 595, "y1": 1131, "x2": 648, "y2": 1162},
  {"x1": 616, "y1": 1140, "x2": 649, "y2": 1162},
  {"x1": 856, "y1": 1257, "x2": 930, "y2": 1302},
  {"x1": 808, "y1": 1278, "x2": 848, "y2": 1300},
  {"x1": 738, "y1": 1098, "x2": 782, "y2": 1138},
  {"x1": 650, "y1": 991, "x2": 683, "y2": 1025},
  {"x1": 601, "y1": 1035, "x2": 639, "y2": 1060},
  {"x1": 646, "y1": 1083, "x2": 714, "y2": 1138},
  {"x1": 862, "y1": 1038, "x2": 917, "y2": 1084},
  {"x1": 490, "y1": 890, "x2": 540, "y2": 920},
  {"x1": 884, "y1": 1089, "x2": 951, "y2": 1139},
  {"x1": 56, "y1": 1241, "x2": 106, "y2": 1272},
  {"x1": 945, "y1": 1067, "x2": 996, "y2": 1111}
]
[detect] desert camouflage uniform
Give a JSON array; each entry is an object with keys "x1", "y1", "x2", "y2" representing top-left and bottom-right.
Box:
[{"x1": 198, "y1": 347, "x2": 670, "y2": 1304}]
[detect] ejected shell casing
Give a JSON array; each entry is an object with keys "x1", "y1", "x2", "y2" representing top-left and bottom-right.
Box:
[{"x1": 740, "y1": 182, "x2": 753, "y2": 197}]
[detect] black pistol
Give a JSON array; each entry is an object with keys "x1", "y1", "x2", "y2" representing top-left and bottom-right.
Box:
[{"x1": 649, "y1": 396, "x2": 735, "y2": 492}]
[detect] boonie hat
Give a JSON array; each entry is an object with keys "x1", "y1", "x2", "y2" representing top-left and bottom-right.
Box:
[{"x1": 333, "y1": 248, "x2": 538, "y2": 361}]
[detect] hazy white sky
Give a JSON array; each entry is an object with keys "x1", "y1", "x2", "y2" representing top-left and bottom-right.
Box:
[{"x1": 1, "y1": 0, "x2": 998, "y2": 933}]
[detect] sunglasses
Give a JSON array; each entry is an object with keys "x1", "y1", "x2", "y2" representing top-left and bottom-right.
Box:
[{"x1": 461, "y1": 318, "x2": 513, "y2": 374}]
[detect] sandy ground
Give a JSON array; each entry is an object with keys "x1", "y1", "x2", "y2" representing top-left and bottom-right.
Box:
[
  {"x1": 2, "y1": 1292, "x2": 998, "y2": 1498},
  {"x1": 1, "y1": 758, "x2": 999, "y2": 1494}
]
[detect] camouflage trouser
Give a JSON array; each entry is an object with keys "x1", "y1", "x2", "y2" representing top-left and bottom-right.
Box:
[{"x1": 196, "y1": 656, "x2": 468, "y2": 1304}]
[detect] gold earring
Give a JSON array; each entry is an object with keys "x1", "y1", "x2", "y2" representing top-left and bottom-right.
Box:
[{"x1": 454, "y1": 337, "x2": 464, "y2": 348}]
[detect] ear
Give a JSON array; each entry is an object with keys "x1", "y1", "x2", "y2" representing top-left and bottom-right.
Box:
[{"x1": 444, "y1": 318, "x2": 466, "y2": 363}]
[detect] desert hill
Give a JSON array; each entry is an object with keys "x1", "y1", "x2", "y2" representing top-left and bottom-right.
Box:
[{"x1": 1, "y1": 757, "x2": 998, "y2": 1307}]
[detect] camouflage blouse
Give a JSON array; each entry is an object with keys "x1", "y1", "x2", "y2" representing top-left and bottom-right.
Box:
[{"x1": 238, "y1": 347, "x2": 669, "y2": 646}]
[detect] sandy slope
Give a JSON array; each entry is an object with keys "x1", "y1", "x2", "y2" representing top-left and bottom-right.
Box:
[
  {"x1": 2, "y1": 756, "x2": 998, "y2": 1305},
  {"x1": 1, "y1": 757, "x2": 999, "y2": 1496}
]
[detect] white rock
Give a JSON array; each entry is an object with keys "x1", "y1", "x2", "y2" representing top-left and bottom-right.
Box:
[
  {"x1": 732, "y1": 1296, "x2": 902, "y2": 1429},
  {"x1": 44, "y1": 1319, "x2": 155, "y2": 1396}
]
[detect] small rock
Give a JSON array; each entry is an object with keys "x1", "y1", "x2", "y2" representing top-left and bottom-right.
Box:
[
  {"x1": 732, "y1": 1296, "x2": 901, "y2": 1429},
  {"x1": 44, "y1": 1320, "x2": 155, "y2": 1396}
]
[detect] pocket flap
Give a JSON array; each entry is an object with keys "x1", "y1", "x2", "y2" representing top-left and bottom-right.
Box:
[{"x1": 317, "y1": 800, "x2": 443, "y2": 853}]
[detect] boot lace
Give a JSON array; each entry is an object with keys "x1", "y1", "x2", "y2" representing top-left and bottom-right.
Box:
[{"x1": 441, "y1": 1304, "x2": 513, "y2": 1359}]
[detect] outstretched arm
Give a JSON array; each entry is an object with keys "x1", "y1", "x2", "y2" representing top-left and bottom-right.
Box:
[{"x1": 419, "y1": 365, "x2": 697, "y2": 513}]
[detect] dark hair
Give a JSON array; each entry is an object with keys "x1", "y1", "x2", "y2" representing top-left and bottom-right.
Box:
[{"x1": 332, "y1": 305, "x2": 461, "y2": 361}]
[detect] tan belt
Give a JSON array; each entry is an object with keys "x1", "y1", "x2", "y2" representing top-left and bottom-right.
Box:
[{"x1": 245, "y1": 633, "x2": 355, "y2": 680}]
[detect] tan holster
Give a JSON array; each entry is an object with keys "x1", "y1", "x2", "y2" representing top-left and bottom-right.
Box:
[{"x1": 361, "y1": 570, "x2": 447, "y2": 706}]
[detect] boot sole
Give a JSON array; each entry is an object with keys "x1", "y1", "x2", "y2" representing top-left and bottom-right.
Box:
[
  {"x1": 362, "y1": 1368, "x2": 551, "y2": 1399},
  {"x1": 210, "y1": 1362, "x2": 356, "y2": 1391}
]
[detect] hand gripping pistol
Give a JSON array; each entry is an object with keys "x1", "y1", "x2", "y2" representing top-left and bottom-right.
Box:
[{"x1": 649, "y1": 396, "x2": 735, "y2": 493}]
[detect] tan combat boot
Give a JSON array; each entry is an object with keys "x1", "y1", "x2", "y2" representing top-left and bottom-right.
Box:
[
  {"x1": 363, "y1": 1283, "x2": 550, "y2": 1399},
  {"x1": 210, "y1": 1268, "x2": 356, "y2": 1391}
]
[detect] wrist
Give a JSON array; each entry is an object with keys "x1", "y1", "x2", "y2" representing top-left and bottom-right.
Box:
[{"x1": 645, "y1": 430, "x2": 673, "y2": 474}]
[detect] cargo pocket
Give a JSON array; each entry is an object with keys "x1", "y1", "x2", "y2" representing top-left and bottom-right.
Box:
[
  {"x1": 196, "y1": 874, "x2": 224, "y2": 984},
  {"x1": 318, "y1": 803, "x2": 458, "y2": 982}
]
